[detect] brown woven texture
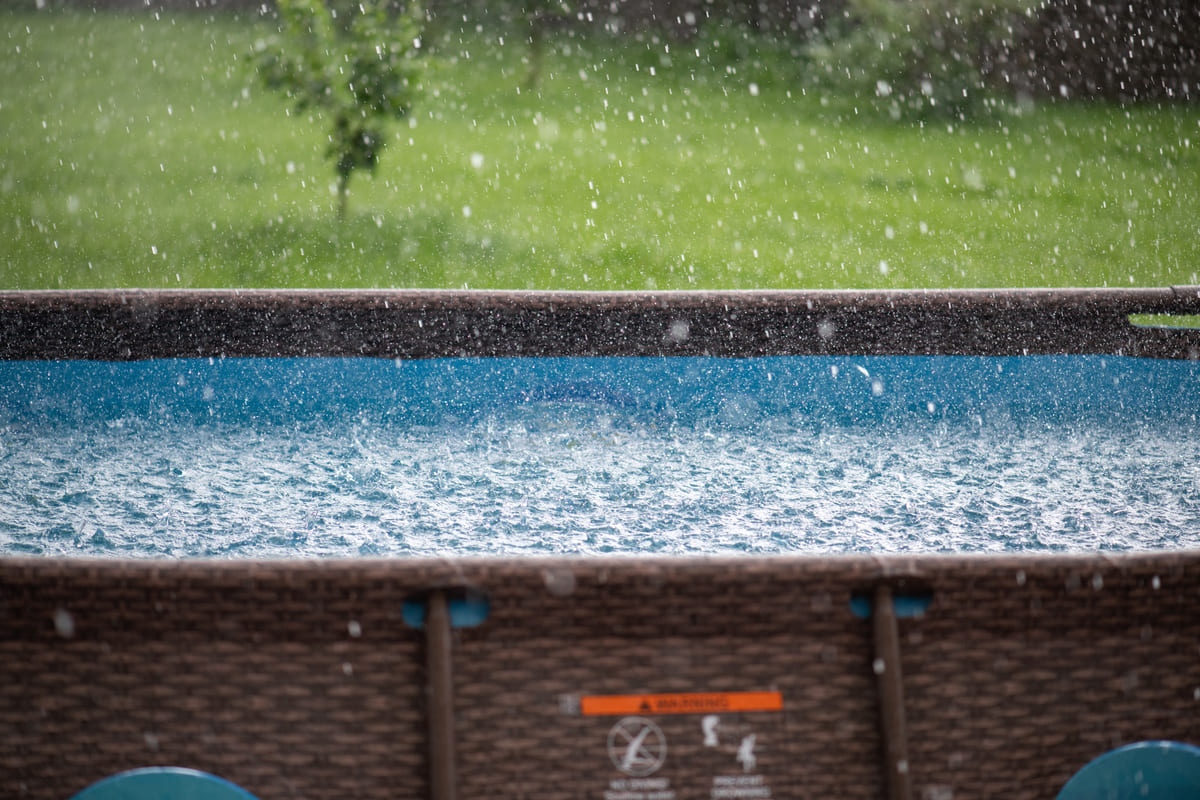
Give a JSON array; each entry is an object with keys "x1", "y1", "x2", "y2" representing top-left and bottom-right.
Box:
[
  {"x1": 0, "y1": 561, "x2": 429, "y2": 799},
  {"x1": 3, "y1": 554, "x2": 1198, "y2": 799},
  {"x1": 898, "y1": 555, "x2": 1200, "y2": 799}
]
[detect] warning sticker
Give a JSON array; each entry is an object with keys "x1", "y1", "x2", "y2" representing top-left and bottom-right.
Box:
[
  {"x1": 581, "y1": 692, "x2": 783, "y2": 717},
  {"x1": 608, "y1": 717, "x2": 669, "y2": 776}
]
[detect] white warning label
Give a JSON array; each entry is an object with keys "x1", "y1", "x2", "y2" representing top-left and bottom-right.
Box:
[
  {"x1": 605, "y1": 777, "x2": 677, "y2": 800},
  {"x1": 711, "y1": 775, "x2": 772, "y2": 799}
]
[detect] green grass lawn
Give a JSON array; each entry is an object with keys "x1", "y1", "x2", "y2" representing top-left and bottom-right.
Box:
[{"x1": 2, "y1": 9, "x2": 1199, "y2": 290}]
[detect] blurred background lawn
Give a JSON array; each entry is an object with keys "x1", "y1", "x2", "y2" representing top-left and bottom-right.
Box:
[{"x1": 1, "y1": 8, "x2": 1198, "y2": 290}]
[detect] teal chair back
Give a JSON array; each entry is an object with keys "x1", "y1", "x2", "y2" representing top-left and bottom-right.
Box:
[
  {"x1": 1057, "y1": 741, "x2": 1200, "y2": 800},
  {"x1": 70, "y1": 767, "x2": 259, "y2": 800}
]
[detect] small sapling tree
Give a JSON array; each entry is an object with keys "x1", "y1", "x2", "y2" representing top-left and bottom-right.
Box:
[{"x1": 256, "y1": 0, "x2": 424, "y2": 220}]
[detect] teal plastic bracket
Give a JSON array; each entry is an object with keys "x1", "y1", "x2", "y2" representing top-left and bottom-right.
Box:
[
  {"x1": 402, "y1": 588, "x2": 491, "y2": 629},
  {"x1": 850, "y1": 591, "x2": 933, "y2": 619}
]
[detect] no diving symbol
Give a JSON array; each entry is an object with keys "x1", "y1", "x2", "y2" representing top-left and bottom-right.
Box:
[{"x1": 607, "y1": 716, "x2": 667, "y2": 777}]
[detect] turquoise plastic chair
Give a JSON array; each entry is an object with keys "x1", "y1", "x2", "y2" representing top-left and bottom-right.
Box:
[
  {"x1": 1056, "y1": 741, "x2": 1200, "y2": 800},
  {"x1": 70, "y1": 767, "x2": 260, "y2": 800}
]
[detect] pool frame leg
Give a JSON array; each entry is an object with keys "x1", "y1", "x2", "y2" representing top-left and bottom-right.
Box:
[
  {"x1": 873, "y1": 584, "x2": 913, "y2": 800},
  {"x1": 426, "y1": 590, "x2": 458, "y2": 800}
]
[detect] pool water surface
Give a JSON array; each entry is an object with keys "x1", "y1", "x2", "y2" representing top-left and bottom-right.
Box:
[{"x1": 2, "y1": 355, "x2": 1197, "y2": 558}]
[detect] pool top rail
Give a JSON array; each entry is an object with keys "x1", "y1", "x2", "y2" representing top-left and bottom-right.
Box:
[{"x1": 2, "y1": 287, "x2": 1200, "y2": 360}]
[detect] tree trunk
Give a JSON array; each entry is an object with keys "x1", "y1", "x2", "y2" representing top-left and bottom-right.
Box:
[
  {"x1": 337, "y1": 173, "x2": 349, "y2": 221},
  {"x1": 525, "y1": 13, "x2": 545, "y2": 90}
]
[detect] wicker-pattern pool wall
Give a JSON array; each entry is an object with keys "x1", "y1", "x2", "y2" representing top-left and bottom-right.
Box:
[{"x1": 2, "y1": 555, "x2": 1198, "y2": 799}]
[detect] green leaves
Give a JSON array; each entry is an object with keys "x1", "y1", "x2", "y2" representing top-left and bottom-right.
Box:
[
  {"x1": 807, "y1": 0, "x2": 1045, "y2": 121},
  {"x1": 255, "y1": 0, "x2": 423, "y2": 217}
]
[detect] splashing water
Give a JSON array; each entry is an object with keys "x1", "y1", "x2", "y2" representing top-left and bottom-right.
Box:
[{"x1": 1, "y1": 356, "x2": 1197, "y2": 558}]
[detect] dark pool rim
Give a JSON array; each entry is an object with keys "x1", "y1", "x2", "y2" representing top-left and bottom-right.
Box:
[{"x1": 2, "y1": 286, "x2": 1200, "y2": 361}]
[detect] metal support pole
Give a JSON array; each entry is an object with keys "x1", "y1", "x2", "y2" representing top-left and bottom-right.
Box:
[
  {"x1": 426, "y1": 590, "x2": 457, "y2": 800},
  {"x1": 873, "y1": 584, "x2": 913, "y2": 800}
]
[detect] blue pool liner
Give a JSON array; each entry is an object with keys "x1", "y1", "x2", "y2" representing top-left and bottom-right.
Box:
[{"x1": 1, "y1": 355, "x2": 1197, "y2": 428}]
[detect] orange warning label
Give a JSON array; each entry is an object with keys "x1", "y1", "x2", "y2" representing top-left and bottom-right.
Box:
[{"x1": 580, "y1": 691, "x2": 783, "y2": 717}]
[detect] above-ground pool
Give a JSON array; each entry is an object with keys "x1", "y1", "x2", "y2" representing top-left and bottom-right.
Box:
[
  {"x1": 2, "y1": 288, "x2": 1200, "y2": 800},
  {"x1": 3, "y1": 287, "x2": 1200, "y2": 558}
]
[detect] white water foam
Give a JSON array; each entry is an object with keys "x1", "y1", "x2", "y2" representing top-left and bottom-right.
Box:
[{"x1": 2, "y1": 408, "x2": 1196, "y2": 558}]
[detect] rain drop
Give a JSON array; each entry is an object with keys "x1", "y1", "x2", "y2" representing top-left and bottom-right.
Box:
[
  {"x1": 53, "y1": 608, "x2": 75, "y2": 638},
  {"x1": 543, "y1": 568, "x2": 577, "y2": 597}
]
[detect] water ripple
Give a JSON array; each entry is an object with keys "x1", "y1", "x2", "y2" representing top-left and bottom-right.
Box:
[{"x1": 1, "y1": 411, "x2": 1197, "y2": 559}]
